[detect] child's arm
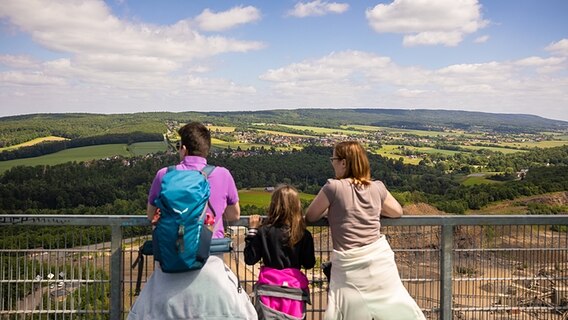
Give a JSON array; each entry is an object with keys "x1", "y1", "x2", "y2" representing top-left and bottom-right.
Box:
[{"x1": 243, "y1": 215, "x2": 262, "y2": 265}]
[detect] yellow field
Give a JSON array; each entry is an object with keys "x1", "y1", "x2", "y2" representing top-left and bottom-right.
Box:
[
  {"x1": 499, "y1": 140, "x2": 568, "y2": 149},
  {"x1": 207, "y1": 125, "x2": 235, "y2": 132},
  {"x1": 0, "y1": 136, "x2": 68, "y2": 152}
]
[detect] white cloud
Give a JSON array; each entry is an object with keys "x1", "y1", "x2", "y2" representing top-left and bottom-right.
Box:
[
  {"x1": 0, "y1": 0, "x2": 264, "y2": 62},
  {"x1": 195, "y1": 6, "x2": 261, "y2": 32},
  {"x1": 0, "y1": 55, "x2": 39, "y2": 69},
  {"x1": 0, "y1": 71, "x2": 67, "y2": 86},
  {"x1": 258, "y1": 50, "x2": 568, "y2": 119},
  {"x1": 288, "y1": 0, "x2": 349, "y2": 18},
  {"x1": 366, "y1": 0, "x2": 488, "y2": 46},
  {"x1": 474, "y1": 35, "x2": 489, "y2": 43},
  {"x1": 0, "y1": 0, "x2": 266, "y2": 102},
  {"x1": 545, "y1": 39, "x2": 568, "y2": 57}
]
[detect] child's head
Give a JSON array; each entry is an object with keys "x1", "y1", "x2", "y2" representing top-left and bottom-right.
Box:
[{"x1": 266, "y1": 184, "x2": 306, "y2": 247}]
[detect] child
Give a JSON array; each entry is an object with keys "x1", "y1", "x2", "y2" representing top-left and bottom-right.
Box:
[{"x1": 244, "y1": 185, "x2": 316, "y2": 319}]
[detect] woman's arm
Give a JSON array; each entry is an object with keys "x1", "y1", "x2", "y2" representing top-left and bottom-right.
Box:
[
  {"x1": 381, "y1": 191, "x2": 403, "y2": 218},
  {"x1": 305, "y1": 190, "x2": 330, "y2": 222}
]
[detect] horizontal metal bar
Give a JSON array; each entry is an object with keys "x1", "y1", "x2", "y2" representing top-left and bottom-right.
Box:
[
  {"x1": 455, "y1": 247, "x2": 568, "y2": 252},
  {"x1": 0, "y1": 279, "x2": 108, "y2": 284},
  {"x1": 2, "y1": 214, "x2": 567, "y2": 226},
  {"x1": 454, "y1": 276, "x2": 568, "y2": 281},
  {"x1": 0, "y1": 310, "x2": 109, "y2": 315},
  {"x1": 453, "y1": 306, "x2": 568, "y2": 311},
  {"x1": 0, "y1": 248, "x2": 110, "y2": 253}
]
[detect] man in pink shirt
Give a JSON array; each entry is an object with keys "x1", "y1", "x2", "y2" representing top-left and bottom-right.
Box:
[
  {"x1": 147, "y1": 122, "x2": 240, "y2": 238},
  {"x1": 129, "y1": 122, "x2": 257, "y2": 320}
]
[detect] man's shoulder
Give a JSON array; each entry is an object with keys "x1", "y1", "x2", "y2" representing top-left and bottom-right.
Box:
[{"x1": 208, "y1": 166, "x2": 234, "y2": 178}]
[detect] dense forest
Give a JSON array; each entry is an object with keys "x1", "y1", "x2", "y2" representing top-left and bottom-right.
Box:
[{"x1": 1, "y1": 145, "x2": 567, "y2": 217}]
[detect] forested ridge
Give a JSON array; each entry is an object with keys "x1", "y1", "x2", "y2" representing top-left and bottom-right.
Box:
[{"x1": 2, "y1": 109, "x2": 567, "y2": 148}]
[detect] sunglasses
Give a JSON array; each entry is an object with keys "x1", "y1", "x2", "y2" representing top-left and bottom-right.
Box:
[
  {"x1": 329, "y1": 157, "x2": 342, "y2": 162},
  {"x1": 175, "y1": 141, "x2": 182, "y2": 151}
]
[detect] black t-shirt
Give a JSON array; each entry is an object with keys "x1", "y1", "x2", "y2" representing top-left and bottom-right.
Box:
[{"x1": 244, "y1": 224, "x2": 315, "y2": 270}]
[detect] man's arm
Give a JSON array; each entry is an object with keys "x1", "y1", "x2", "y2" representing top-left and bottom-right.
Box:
[
  {"x1": 223, "y1": 202, "x2": 241, "y2": 222},
  {"x1": 147, "y1": 203, "x2": 157, "y2": 221}
]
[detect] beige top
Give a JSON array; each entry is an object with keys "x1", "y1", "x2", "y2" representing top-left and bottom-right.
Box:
[{"x1": 322, "y1": 178, "x2": 388, "y2": 251}]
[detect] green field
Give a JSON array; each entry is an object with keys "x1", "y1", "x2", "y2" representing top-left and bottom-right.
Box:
[
  {"x1": 129, "y1": 141, "x2": 168, "y2": 156},
  {"x1": 279, "y1": 124, "x2": 363, "y2": 135},
  {"x1": 460, "y1": 145, "x2": 523, "y2": 154},
  {"x1": 257, "y1": 129, "x2": 316, "y2": 138},
  {"x1": 0, "y1": 142, "x2": 166, "y2": 173},
  {"x1": 460, "y1": 173, "x2": 504, "y2": 186},
  {"x1": 211, "y1": 138, "x2": 290, "y2": 151},
  {"x1": 341, "y1": 125, "x2": 474, "y2": 137},
  {"x1": 238, "y1": 189, "x2": 315, "y2": 207}
]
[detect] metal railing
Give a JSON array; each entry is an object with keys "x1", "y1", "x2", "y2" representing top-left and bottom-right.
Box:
[{"x1": 1, "y1": 214, "x2": 567, "y2": 320}]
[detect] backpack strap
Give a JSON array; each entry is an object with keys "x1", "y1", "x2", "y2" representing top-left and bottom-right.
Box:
[
  {"x1": 201, "y1": 165, "x2": 216, "y2": 178},
  {"x1": 201, "y1": 165, "x2": 217, "y2": 218}
]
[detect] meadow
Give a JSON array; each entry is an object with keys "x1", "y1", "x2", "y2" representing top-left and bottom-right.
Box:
[
  {"x1": 0, "y1": 142, "x2": 166, "y2": 173},
  {"x1": 238, "y1": 188, "x2": 315, "y2": 207},
  {"x1": 341, "y1": 124, "x2": 476, "y2": 137}
]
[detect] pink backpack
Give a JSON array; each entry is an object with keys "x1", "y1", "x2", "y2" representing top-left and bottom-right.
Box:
[{"x1": 254, "y1": 266, "x2": 310, "y2": 319}]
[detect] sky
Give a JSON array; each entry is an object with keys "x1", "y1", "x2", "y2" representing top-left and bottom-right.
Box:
[{"x1": 0, "y1": 0, "x2": 567, "y2": 121}]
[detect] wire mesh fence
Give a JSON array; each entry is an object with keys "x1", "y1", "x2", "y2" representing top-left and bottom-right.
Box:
[{"x1": 1, "y1": 215, "x2": 567, "y2": 320}]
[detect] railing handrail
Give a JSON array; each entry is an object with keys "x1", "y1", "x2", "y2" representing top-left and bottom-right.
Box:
[
  {"x1": 2, "y1": 214, "x2": 567, "y2": 320},
  {"x1": 1, "y1": 214, "x2": 567, "y2": 226}
]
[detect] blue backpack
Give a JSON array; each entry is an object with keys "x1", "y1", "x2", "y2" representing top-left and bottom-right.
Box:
[{"x1": 152, "y1": 165, "x2": 216, "y2": 273}]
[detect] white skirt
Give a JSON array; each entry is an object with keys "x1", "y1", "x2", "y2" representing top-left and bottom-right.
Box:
[
  {"x1": 325, "y1": 235, "x2": 426, "y2": 320},
  {"x1": 128, "y1": 254, "x2": 257, "y2": 320}
]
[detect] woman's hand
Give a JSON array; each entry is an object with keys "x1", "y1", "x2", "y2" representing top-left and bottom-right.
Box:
[{"x1": 248, "y1": 215, "x2": 261, "y2": 229}]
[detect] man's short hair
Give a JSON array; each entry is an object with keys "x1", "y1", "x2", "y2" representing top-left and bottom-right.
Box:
[{"x1": 178, "y1": 122, "x2": 211, "y2": 157}]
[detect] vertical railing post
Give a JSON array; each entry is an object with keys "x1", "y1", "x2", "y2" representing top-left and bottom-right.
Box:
[
  {"x1": 440, "y1": 224, "x2": 453, "y2": 320},
  {"x1": 110, "y1": 225, "x2": 123, "y2": 320}
]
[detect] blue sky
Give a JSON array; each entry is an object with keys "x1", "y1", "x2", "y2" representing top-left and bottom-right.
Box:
[{"x1": 1, "y1": 0, "x2": 567, "y2": 121}]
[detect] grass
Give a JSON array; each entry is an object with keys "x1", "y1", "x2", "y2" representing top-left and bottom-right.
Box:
[
  {"x1": 211, "y1": 138, "x2": 290, "y2": 151},
  {"x1": 0, "y1": 142, "x2": 165, "y2": 174},
  {"x1": 460, "y1": 173, "x2": 504, "y2": 186},
  {"x1": 128, "y1": 141, "x2": 167, "y2": 156},
  {"x1": 460, "y1": 145, "x2": 524, "y2": 154},
  {"x1": 341, "y1": 125, "x2": 474, "y2": 137},
  {"x1": 239, "y1": 188, "x2": 315, "y2": 207},
  {"x1": 279, "y1": 124, "x2": 363, "y2": 135},
  {"x1": 0, "y1": 136, "x2": 68, "y2": 152},
  {"x1": 256, "y1": 129, "x2": 316, "y2": 138}
]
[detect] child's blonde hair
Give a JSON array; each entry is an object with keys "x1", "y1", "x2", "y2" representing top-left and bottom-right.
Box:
[{"x1": 265, "y1": 184, "x2": 306, "y2": 247}]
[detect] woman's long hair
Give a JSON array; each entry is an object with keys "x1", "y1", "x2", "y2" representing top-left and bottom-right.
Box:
[
  {"x1": 334, "y1": 141, "x2": 372, "y2": 187},
  {"x1": 264, "y1": 184, "x2": 306, "y2": 247}
]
